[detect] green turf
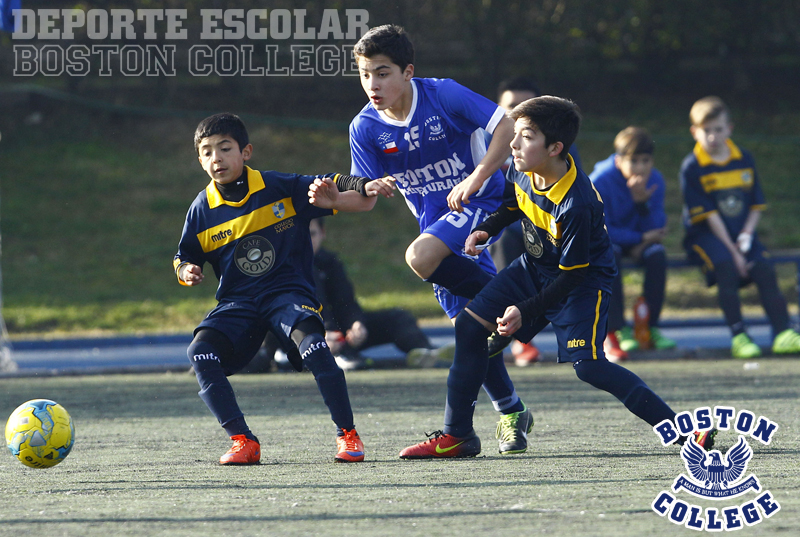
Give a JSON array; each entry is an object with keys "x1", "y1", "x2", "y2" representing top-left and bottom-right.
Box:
[{"x1": 1, "y1": 360, "x2": 799, "y2": 535}]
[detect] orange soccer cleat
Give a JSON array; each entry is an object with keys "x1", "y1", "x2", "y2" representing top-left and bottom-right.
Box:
[
  {"x1": 219, "y1": 434, "x2": 261, "y2": 465},
  {"x1": 603, "y1": 331, "x2": 628, "y2": 363},
  {"x1": 335, "y1": 428, "x2": 365, "y2": 462}
]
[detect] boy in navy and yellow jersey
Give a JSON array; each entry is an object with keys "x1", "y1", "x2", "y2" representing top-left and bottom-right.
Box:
[
  {"x1": 680, "y1": 96, "x2": 800, "y2": 359},
  {"x1": 399, "y1": 96, "x2": 715, "y2": 458},
  {"x1": 174, "y1": 113, "x2": 388, "y2": 465}
]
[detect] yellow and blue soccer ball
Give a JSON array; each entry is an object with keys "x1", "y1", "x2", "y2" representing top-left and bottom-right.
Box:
[{"x1": 5, "y1": 399, "x2": 75, "y2": 468}]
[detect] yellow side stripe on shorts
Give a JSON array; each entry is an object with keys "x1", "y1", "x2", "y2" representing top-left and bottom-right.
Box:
[
  {"x1": 593, "y1": 290, "x2": 602, "y2": 360},
  {"x1": 691, "y1": 244, "x2": 715, "y2": 273}
]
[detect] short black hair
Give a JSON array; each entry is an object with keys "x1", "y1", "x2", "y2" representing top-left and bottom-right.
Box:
[
  {"x1": 497, "y1": 76, "x2": 541, "y2": 100},
  {"x1": 509, "y1": 96, "x2": 581, "y2": 160},
  {"x1": 353, "y1": 24, "x2": 414, "y2": 71},
  {"x1": 193, "y1": 113, "x2": 249, "y2": 154}
]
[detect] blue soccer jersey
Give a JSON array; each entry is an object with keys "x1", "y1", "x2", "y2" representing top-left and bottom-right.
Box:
[
  {"x1": 173, "y1": 166, "x2": 333, "y2": 301},
  {"x1": 349, "y1": 77, "x2": 507, "y2": 232},
  {"x1": 506, "y1": 155, "x2": 617, "y2": 291},
  {"x1": 680, "y1": 139, "x2": 766, "y2": 240}
]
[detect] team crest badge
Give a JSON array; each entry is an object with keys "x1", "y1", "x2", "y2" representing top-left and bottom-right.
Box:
[
  {"x1": 651, "y1": 406, "x2": 781, "y2": 532},
  {"x1": 717, "y1": 192, "x2": 744, "y2": 218},
  {"x1": 272, "y1": 201, "x2": 285, "y2": 219},
  {"x1": 234, "y1": 235, "x2": 275, "y2": 277},
  {"x1": 521, "y1": 219, "x2": 543, "y2": 258},
  {"x1": 674, "y1": 436, "x2": 759, "y2": 499}
]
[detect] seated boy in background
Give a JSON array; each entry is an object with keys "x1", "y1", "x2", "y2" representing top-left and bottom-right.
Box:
[
  {"x1": 680, "y1": 96, "x2": 800, "y2": 359},
  {"x1": 174, "y1": 113, "x2": 387, "y2": 465},
  {"x1": 590, "y1": 126, "x2": 676, "y2": 361}
]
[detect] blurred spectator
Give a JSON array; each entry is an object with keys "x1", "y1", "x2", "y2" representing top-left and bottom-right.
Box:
[
  {"x1": 244, "y1": 218, "x2": 453, "y2": 372},
  {"x1": 590, "y1": 127, "x2": 676, "y2": 362},
  {"x1": 680, "y1": 96, "x2": 800, "y2": 359}
]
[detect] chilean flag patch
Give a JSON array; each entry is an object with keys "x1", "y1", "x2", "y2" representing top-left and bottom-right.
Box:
[{"x1": 379, "y1": 132, "x2": 399, "y2": 154}]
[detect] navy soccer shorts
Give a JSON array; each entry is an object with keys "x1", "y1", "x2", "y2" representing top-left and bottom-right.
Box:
[
  {"x1": 684, "y1": 232, "x2": 768, "y2": 287},
  {"x1": 196, "y1": 292, "x2": 324, "y2": 372},
  {"x1": 467, "y1": 256, "x2": 610, "y2": 363}
]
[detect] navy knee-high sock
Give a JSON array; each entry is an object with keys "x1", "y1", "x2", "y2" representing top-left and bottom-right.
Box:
[
  {"x1": 189, "y1": 340, "x2": 254, "y2": 440},
  {"x1": 299, "y1": 333, "x2": 355, "y2": 431},
  {"x1": 573, "y1": 359, "x2": 675, "y2": 427},
  {"x1": 482, "y1": 354, "x2": 523, "y2": 413},
  {"x1": 424, "y1": 255, "x2": 492, "y2": 299},
  {"x1": 444, "y1": 313, "x2": 491, "y2": 437}
]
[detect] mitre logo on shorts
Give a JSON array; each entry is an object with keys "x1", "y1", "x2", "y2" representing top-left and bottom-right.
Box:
[
  {"x1": 234, "y1": 234, "x2": 275, "y2": 277},
  {"x1": 651, "y1": 406, "x2": 780, "y2": 532},
  {"x1": 521, "y1": 219, "x2": 543, "y2": 257}
]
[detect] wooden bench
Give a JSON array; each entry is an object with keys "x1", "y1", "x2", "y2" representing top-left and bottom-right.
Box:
[{"x1": 620, "y1": 249, "x2": 800, "y2": 329}]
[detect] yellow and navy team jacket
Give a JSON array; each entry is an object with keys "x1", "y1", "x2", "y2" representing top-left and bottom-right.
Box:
[
  {"x1": 680, "y1": 139, "x2": 766, "y2": 240},
  {"x1": 173, "y1": 166, "x2": 334, "y2": 301},
  {"x1": 505, "y1": 155, "x2": 616, "y2": 292}
]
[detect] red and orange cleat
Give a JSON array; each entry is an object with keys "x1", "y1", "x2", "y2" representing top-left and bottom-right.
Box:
[
  {"x1": 512, "y1": 341, "x2": 540, "y2": 367},
  {"x1": 399, "y1": 430, "x2": 481, "y2": 459},
  {"x1": 335, "y1": 428, "x2": 365, "y2": 462},
  {"x1": 219, "y1": 434, "x2": 261, "y2": 465},
  {"x1": 603, "y1": 332, "x2": 628, "y2": 363},
  {"x1": 693, "y1": 429, "x2": 718, "y2": 451}
]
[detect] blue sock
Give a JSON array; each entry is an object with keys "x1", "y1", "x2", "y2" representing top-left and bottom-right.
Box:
[
  {"x1": 189, "y1": 340, "x2": 249, "y2": 434},
  {"x1": 300, "y1": 333, "x2": 355, "y2": 431},
  {"x1": 424, "y1": 255, "x2": 492, "y2": 299},
  {"x1": 573, "y1": 360, "x2": 675, "y2": 426},
  {"x1": 444, "y1": 313, "x2": 491, "y2": 437}
]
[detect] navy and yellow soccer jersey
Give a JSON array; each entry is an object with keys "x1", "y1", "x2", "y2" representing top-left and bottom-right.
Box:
[
  {"x1": 173, "y1": 166, "x2": 334, "y2": 301},
  {"x1": 505, "y1": 155, "x2": 616, "y2": 291},
  {"x1": 680, "y1": 139, "x2": 766, "y2": 240}
]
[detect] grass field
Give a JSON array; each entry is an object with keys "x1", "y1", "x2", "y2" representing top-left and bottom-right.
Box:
[{"x1": 2, "y1": 359, "x2": 799, "y2": 536}]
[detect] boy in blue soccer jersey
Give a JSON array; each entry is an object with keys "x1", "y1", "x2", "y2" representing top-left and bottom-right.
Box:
[
  {"x1": 174, "y1": 113, "x2": 386, "y2": 465},
  {"x1": 399, "y1": 96, "x2": 715, "y2": 458},
  {"x1": 681, "y1": 96, "x2": 800, "y2": 359},
  {"x1": 348, "y1": 24, "x2": 533, "y2": 454},
  {"x1": 590, "y1": 127, "x2": 676, "y2": 361}
]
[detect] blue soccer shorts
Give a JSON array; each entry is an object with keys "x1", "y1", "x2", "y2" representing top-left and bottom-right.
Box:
[
  {"x1": 424, "y1": 202, "x2": 500, "y2": 318},
  {"x1": 684, "y1": 232, "x2": 768, "y2": 287},
  {"x1": 467, "y1": 256, "x2": 610, "y2": 363},
  {"x1": 196, "y1": 292, "x2": 324, "y2": 372}
]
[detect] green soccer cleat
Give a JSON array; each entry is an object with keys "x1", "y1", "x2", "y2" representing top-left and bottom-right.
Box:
[
  {"x1": 772, "y1": 328, "x2": 800, "y2": 355},
  {"x1": 616, "y1": 326, "x2": 640, "y2": 352},
  {"x1": 496, "y1": 404, "x2": 534, "y2": 455},
  {"x1": 650, "y1": 327, "x2": 677, "y2": 350},
  {"x1": 406, "y1": 343, "x2": 456, "y2": 369},
  {"x1": 731, "y1": 333, "x2": 761, "y2": 359}
]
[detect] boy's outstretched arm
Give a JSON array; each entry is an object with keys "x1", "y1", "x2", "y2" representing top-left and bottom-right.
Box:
[
  {"x1": 309, "y1": 177, "x2": 377, "y2": 212},
  {"x1": 447, "y1": 115, "x2": 514, "y2": 212}
]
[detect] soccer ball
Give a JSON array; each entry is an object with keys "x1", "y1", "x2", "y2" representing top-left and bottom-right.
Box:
[{"x1": 5, "y1": 399, "x2": 75, "y2": 468}]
